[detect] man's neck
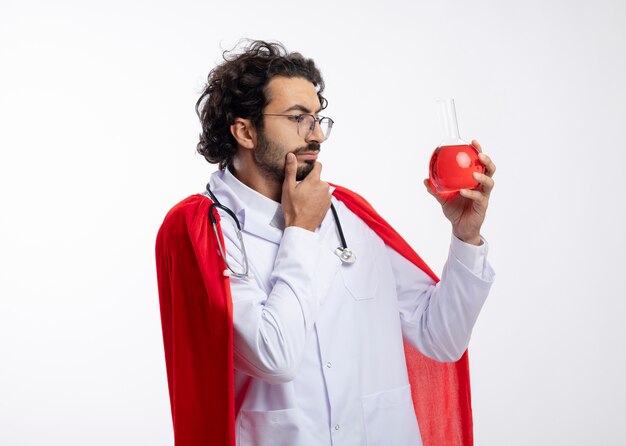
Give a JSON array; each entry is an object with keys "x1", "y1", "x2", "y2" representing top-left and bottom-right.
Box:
[{"x1": 228, "y1": 163, "x2": 282, "y2": 203}]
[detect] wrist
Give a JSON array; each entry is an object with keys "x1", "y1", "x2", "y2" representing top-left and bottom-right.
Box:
[
  {"x1": 285, "y1": 220, "x2": 317, "y2": 232},
  {"x1": 453, "y1": 231, "x2": 481, "y2": 246}
]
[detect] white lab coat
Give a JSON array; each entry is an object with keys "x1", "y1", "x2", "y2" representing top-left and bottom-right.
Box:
[{"x1": 206, "y1": 168, "x2": 495, "y2": 446}]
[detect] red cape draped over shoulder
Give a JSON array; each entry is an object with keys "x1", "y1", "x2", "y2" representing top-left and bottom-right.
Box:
[{"x1": 155, "y1": 185, "x2": 473, "y2": 446}]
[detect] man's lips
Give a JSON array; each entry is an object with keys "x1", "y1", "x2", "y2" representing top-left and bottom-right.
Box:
[{"x1": 295, "y1": 151, "x2": 319, "y2": 160}]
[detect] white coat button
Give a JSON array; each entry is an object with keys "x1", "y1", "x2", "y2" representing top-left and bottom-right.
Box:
[
  {"x1": 334, "y1": 424, "x2": 341, "y2": 430},
  {"x1": 326, "y1": 362, "x2": 332, "y2": 368}
]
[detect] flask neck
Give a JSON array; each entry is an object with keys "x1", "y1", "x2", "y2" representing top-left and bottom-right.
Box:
[{"x1": 437, "y1": 99, "x2": 464, "y2": 145}]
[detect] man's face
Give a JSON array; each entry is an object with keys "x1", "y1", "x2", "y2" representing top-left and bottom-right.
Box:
[{"x1": 254, "y1": 76, "x2": 325, "y2": 182}]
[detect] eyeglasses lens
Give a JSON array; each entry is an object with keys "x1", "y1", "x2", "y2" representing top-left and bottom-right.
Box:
[{"x1": 298, "y1": 116, "x2": 332, "y2": 140}]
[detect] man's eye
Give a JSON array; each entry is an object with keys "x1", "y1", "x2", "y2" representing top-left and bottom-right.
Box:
[{"x1": 290, "y1": 115, "x2": 304, "y2": 122}]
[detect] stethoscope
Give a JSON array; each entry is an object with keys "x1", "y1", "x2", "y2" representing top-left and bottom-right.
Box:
[{"x1": 205, "y1": 183, "x2": 356, "y2": 278}]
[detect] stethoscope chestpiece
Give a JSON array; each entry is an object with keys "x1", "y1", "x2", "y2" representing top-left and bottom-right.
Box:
[{"x1": 335, "y1": 247, "x2": 356, "y2": 264}]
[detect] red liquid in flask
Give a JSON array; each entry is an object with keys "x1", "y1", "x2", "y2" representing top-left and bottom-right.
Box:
[{"x1": 429, "y1": 144, "x2": 484, "y2": 193}]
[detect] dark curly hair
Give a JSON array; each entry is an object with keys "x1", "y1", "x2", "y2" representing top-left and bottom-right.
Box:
[{"x1": 196, "y1": 40, "x2": 328, "y2": 169}]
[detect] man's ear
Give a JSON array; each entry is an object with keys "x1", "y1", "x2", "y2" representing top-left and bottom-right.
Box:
[{"x1": 230, "y1": 118, "x2": 257, "y2": 150}]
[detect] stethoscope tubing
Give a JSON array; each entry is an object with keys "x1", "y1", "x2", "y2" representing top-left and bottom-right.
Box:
[{"x1": 205, "y1": 182, "x2": 355, "y2": 277}]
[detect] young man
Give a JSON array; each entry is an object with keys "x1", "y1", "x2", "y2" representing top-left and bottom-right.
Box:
[{"x1": 156, "y1": 40, "x2": 496, "y2": 446}]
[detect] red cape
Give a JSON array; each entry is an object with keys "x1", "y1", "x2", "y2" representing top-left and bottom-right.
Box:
[{"x1": 156, "y1": 185, "x2": 473, "y2": 445}]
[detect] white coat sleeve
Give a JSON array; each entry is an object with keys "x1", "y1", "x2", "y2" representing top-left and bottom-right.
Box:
[
  {"x1": 223, "y1": 225, "x2": 340, "y2": 384},
  {"x1": 391, "y1": 236, "x2": 495, "y2": 362}
]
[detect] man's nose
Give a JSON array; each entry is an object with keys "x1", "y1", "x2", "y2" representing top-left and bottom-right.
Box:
[{"x1": 305, "y1": 119, "x2": 325, "y2": 143}]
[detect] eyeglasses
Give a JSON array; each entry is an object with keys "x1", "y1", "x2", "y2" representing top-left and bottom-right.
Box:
[{"x1": 263, "y1": 113, "x2": 334, "y2": 140}]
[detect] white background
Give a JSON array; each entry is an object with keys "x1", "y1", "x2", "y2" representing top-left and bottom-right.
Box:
[{"x1": 1, "y1": 0, "x2": 625, "y2": 444}]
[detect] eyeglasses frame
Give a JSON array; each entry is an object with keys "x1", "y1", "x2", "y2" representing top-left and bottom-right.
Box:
[{"x1": 263, "y1": 113, "x2": 334, "y2": 140}]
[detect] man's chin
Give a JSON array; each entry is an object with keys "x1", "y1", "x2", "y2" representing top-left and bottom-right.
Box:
[{"x1": 295, "y1": 161, "x2": 315, "y2": 181}]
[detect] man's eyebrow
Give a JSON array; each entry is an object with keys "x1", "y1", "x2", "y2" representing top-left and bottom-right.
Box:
[{"x1": 283, "y1": 104, "x2": 322, "y2": 114}]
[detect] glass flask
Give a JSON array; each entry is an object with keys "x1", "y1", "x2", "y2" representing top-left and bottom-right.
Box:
[{"x1": 428, "y1": 99, "x2": 484, "y2": 193}]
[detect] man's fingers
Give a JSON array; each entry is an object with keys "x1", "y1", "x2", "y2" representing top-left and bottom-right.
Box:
[
  {"x1": 471, "y1": 139, "x2": 482, "y2": 154},
  {"x1": 283, "y1": 153, "x2": 297, "y2": 190},
  {"x1": 471, "y1": 140, "x2": 497, "y2": 177},
  {"x1": 478, "y1": 153, "x2": 496, "y2": 177},
  {"x1": 471, "y1": 139, "x2": 482, "y2": 153},
  {"x1": 473, "y1": 172, "x2": 495, "y2": 198},
  {"x1": 423, "y1": 178, "x2": 436, "y2": 196},
  {"x1": 423, "y1": 178, "x2": 445, "y2": 204},
  {"x1": 459, "y1": 188, "x2": 488, "y2": 207}
]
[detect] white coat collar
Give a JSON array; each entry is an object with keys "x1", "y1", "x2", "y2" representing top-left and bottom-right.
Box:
[{"x1": 207, "y1": 168, "x2": 284, "y2": 244}]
